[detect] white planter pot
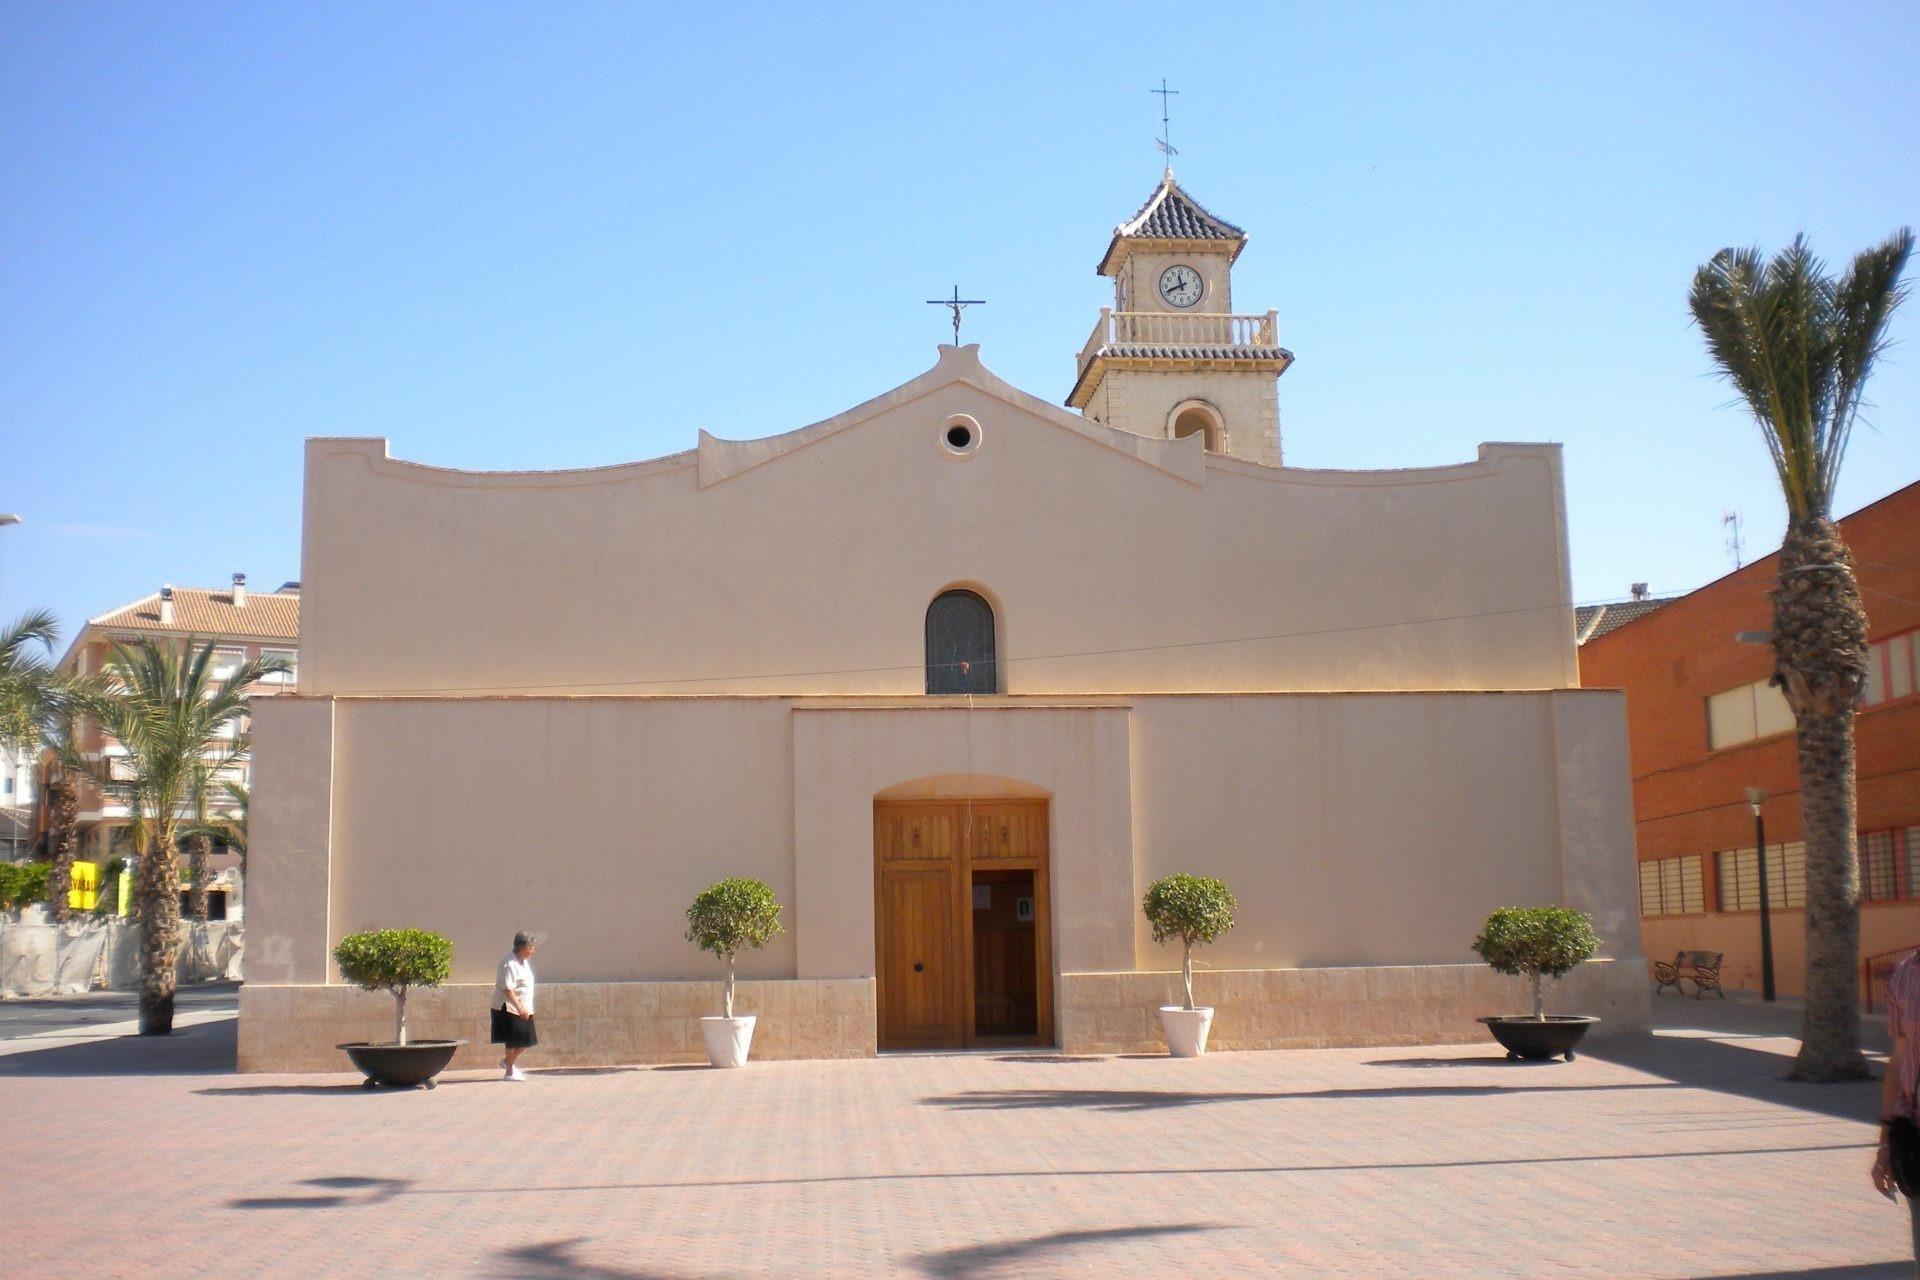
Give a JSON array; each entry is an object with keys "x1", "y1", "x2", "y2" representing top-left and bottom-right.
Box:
[
  {"x1": 1158, "y1": 1006, "x2": 1215, "y2": 1058},
  {"x1": 700, "y1": 1015, "x2": 756, "y2": 1068}
]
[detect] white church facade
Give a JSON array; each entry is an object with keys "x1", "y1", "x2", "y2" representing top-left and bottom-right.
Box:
[{"x1": 240, "y1": 175, "x2": 1647, "y2": 1070}]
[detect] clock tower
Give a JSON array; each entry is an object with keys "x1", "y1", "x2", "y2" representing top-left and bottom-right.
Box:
[{"x1": 1066, "y1": 172, "x2": 1293, "y2": 466}]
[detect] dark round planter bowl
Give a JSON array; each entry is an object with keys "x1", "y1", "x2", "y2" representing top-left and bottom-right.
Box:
[
  {"x1": 338, "y1": 1040, "x2": 466, "y2": 1089},
  {"x1": 1478, "y1": 1016, "x2": 1598, "y2": 1062}
]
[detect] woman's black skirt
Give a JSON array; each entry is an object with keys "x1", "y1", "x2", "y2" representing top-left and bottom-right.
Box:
[{"x1": 491, "y1": 1007, "x2": 538, "y2": 1048}]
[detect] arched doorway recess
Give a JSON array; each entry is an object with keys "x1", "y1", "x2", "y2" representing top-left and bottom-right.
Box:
[{"x1": 873, "y1": 785, "x2": 1052, "y2": 1050}]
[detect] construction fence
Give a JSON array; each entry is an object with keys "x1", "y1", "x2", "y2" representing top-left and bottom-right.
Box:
[{"x1": 0, "y1": 917, "x2": 244, "y2": 998}]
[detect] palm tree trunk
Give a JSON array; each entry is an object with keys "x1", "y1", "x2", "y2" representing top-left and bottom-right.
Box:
[
  {"x1": 45, "y1": 775, "x2": 78, "y2": 924},
  {"x1": 137, "y1": 828, "x2": 183, "y2": 1035},
  {"x1": 1775, "y1": 518, "x2": 1871, "y2": 1082},
  {"x1": 187, "y1": 833, "x2": 211, "y2": 921}
]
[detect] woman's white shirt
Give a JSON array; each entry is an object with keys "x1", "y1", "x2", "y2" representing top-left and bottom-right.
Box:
[{"x1": 494, "y1": 954, "x2": 536, "y2": 1015}]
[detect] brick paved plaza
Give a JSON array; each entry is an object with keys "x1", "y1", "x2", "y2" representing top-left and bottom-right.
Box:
[{"x1": 4, "y1": 996, "x2": 1909, "y2": 1279}]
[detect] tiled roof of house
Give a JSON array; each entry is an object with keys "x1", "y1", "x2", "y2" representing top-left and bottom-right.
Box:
[
  {"x1": 1575, "y1": 596, "x2": 1677, "y2": 644},
  {"x1": 86, "y1": 586, "x2": 300, "y2": 641},
  {"x1": 1099, "y1": 173, "x2": 1247, "y2": 273}
]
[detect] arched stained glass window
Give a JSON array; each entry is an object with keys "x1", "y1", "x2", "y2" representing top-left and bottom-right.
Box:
[{"x1": 926, "y1": 590, "x2": 997, "y2": 695}]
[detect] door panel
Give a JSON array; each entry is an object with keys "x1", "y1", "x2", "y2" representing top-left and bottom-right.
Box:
[
  {"x1": 875, "y1": 798, "x2": 1052, "y2": 1049},
  {"x1": 877, "y1": 867, "x2": 960, "y2": 1047}
]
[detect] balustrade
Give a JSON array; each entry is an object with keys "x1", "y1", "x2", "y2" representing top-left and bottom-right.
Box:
[{"x1": 1076, "y1": 309, "x2": 1279, "y2": 377}]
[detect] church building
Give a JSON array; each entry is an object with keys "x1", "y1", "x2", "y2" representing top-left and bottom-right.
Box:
[{"x1": 240, "y1": 173, "x2": 1648, "y2": 1070}]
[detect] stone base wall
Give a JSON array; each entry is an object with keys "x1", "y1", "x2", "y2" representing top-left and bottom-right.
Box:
[
  {"x1": 238, "y1": 978, "x2": 876, "y2": 1073},
  {"x1": 1058, "y1": 960, "x2": 1648, "y2": 1055}
]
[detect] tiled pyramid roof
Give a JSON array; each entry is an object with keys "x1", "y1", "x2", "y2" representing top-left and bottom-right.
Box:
[
  {"x1": 1118, "y1": 174, "x2": 1245, "y2": 241},
  {"x1": 1100, "y1": 173, "x2": 1246, "y2": 273}
]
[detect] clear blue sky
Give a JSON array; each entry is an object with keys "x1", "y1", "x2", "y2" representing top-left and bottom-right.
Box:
[{"x1": 4, "y1": 3, "x2": 1916, "y2": 641}]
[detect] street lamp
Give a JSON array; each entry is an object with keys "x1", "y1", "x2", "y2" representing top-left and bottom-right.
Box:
[{"x1": 1746, "y1": 786, "x2": 1776, "y2": 1001}]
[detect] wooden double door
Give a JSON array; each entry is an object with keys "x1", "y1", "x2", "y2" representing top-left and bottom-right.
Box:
[{"x1": 874, "y1": 799, "x2": 1053, "y2": 1050}]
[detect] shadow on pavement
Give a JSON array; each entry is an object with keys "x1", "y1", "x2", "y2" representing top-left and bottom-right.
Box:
[
  {"x1": 392, "y1": 1140, "x2": 1869, "y2": 1200},
  {"x1": 1364, "y1": 1055, "x2": 1534, "y2": 1068},
  {"x1": 490, "y1": 1238, "x2": 694, "y2": 1279},
  {"x1": 0, "y1": 1016, "x2": 235, "y2": 1076},
  {"x1": 911, "y1": 1223, "x2": 1221, "y2": 1278},
  {"x1": 1579, "y1": 1030, "x2": 1881, "y2": 1125},
  {"x1": 1687, "y1": 1265, "x2": 1911, "y2": 1279},
  {"x1": 922, "y1": 1081, "x2": 1682, "y2": 1111},
  {"x1": 196, "y1": 1080, "x2": 380, "y2": 1096},
  {"x1": 231, "y1": 1175, "x2": 410, "y2": 1211}
]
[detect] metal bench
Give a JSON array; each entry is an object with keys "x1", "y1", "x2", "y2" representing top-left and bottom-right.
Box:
[{"x1": 1653, "y1": 950, "x2": 1725, "y2": 998}]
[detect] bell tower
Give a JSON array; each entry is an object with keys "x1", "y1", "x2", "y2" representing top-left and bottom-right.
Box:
[{"x1": 1066, "y1": 172, "x2": 1293, "y2": 466}]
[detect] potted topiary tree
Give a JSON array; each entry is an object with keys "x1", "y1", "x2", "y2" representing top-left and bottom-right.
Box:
[
  {"x1": 685, "y1": 877, "x2": 784, "y2": 1068},
  {"x1": 1142, "y1": 873, "x2": 1237, "y2": 1057},
  {"x1": 333, "y1": 928, "x2": 463, "y2": 1088},
  {"x1": 1471, "y1": 906, "x2": 1601, "y2": 1061}
]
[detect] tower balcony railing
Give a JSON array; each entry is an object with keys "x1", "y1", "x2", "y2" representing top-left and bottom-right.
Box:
[{"x1": 1076, "y1": 307, "x2": 1280, "y2": 377}]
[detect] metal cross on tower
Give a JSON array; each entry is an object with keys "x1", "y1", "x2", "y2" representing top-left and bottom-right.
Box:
[
  {"x1": 1151, "y1": 79, "x2": 1179, "y2": 165},
  {"x1": 926, "y1": 285, "x2": 985, "y2": 344}
]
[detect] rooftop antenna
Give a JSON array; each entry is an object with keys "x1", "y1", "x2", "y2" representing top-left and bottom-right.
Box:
[
  {"x1": 1151, "y1": 78, "x2": 1179, "y2": 172},
  {"x1": 1723, "y1": 509, "x2": 1745, "y2": 569},
  {"x1": 926, "y1": 285, "x2": 985, "y2": 345}
]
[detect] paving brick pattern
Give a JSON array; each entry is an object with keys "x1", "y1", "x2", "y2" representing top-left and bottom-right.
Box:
[{"x1": 7, "y1": 1007, "x2": 1911, "y2": 1279}]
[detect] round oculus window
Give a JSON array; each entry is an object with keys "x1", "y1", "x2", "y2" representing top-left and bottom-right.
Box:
[{"x1": 940, "y1": 414, "x2": 982, "y2": 456}]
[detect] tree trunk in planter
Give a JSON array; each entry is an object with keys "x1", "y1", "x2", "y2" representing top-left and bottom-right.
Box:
[
  {"x1": 44, "y1": 774, "x2": 78, "y2": 924},
  {"x1": 1775, "y1": 518, "x2": 1871, "y2": 1082},
  {"x1": 137, "y1": 831, "x2": 183, "y2": 1035},
  {"x1": 187, "y1": 833, "x2": 212, "y2": 921}
]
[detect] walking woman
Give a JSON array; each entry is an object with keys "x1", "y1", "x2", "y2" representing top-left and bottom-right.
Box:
[{"x1": 491, "y1": 931, "x2": 539, "y2": 1081}]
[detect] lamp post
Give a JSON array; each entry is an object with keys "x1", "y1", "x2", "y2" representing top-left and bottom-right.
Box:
[{"x1": 1746, "y1": 786, "x2": 1776, "y2": 1001}]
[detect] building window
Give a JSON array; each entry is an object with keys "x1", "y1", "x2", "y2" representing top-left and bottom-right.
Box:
[
  {"x1": 209, "y1": 648, "x2": 246, "y2": 685},
  {"x1": 1706, "y1": 678, "x2": 1794, "y2": 749},
  {"x1": 1639, "y1": 854, "x2": 1704, "y2": 917},
  {"x1": 1715, "y1": 841, "x2": 1807, "y2": 911},
  {"x1": 260, "y1": 648, "x2": 297, "y2": 685},
  {"x1": 1861, "y1": 828, "x2": 1920, "y2": 903},
  {"x1": 926, "y1": 589, "x2": 997, "y2": 695},
  {"x1": 1864, "y1": 629, "x2": 1919, "y2": 708}
]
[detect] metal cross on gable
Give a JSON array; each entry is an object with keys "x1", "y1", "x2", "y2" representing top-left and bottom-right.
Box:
[
  {"x1": 1152, "y1": 78, "x2": 1179, "y2": 163},
  {"x1": 926, "y1": 285, "x2": 985, "y2": 344}
]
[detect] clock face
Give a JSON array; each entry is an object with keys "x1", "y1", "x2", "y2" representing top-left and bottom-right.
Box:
[{"x1": 1158, "y1": 264, "x2": 1204, "y2": 308}]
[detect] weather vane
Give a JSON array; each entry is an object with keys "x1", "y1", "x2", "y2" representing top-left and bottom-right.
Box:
[
  {"x1": 1151, "y1": 78, "x2": 1179, "y2": 167},
  {"x1": 926, "y1": 285, "x2": 985, "y2": 344}
]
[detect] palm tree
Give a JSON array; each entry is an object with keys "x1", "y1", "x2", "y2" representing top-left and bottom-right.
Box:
[
  {"x1": 84, "y1": 638, "x2": 288, "y2": 1034},
  {"x1": 1690, "y1": 229, "x2": 1913, "y2": 1081},
  {"x1": 0, "y1": 610, "x2": 62, "y2": 752},
  {"x1": 0, "y1": 611, "x2": 89, "y2": 920}
]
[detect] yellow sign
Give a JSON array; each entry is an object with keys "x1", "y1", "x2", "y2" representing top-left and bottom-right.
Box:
[
  {"x1": 69, "y1": 860, "x2": 100, "y2": 911},
  {"x1": 116, "y1": 870, "x2": 131, "y2": 916}
]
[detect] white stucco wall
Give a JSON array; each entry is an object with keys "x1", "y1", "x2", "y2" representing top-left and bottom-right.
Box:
[
  {"x1": 297, "y1": 347, "x2": 1578, "y2": 700},
  {"x1": 246, "y1": 689, "x2": 1638, "y2": 992}
]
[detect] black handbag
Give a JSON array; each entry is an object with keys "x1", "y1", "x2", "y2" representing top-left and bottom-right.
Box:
[{"x1": 1891, "y1": 1117, "x2": 1920, "y2": 1197}]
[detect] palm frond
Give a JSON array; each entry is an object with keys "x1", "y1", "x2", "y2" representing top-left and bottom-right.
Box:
[{"x1": 1690, "y1": 228, "x2": 1914, "y2": 519}]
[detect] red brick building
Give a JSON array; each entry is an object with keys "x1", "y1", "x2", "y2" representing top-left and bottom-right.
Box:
[{"x1": 1579, "y1": 481, "x2": 1920, "y2": 997}]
